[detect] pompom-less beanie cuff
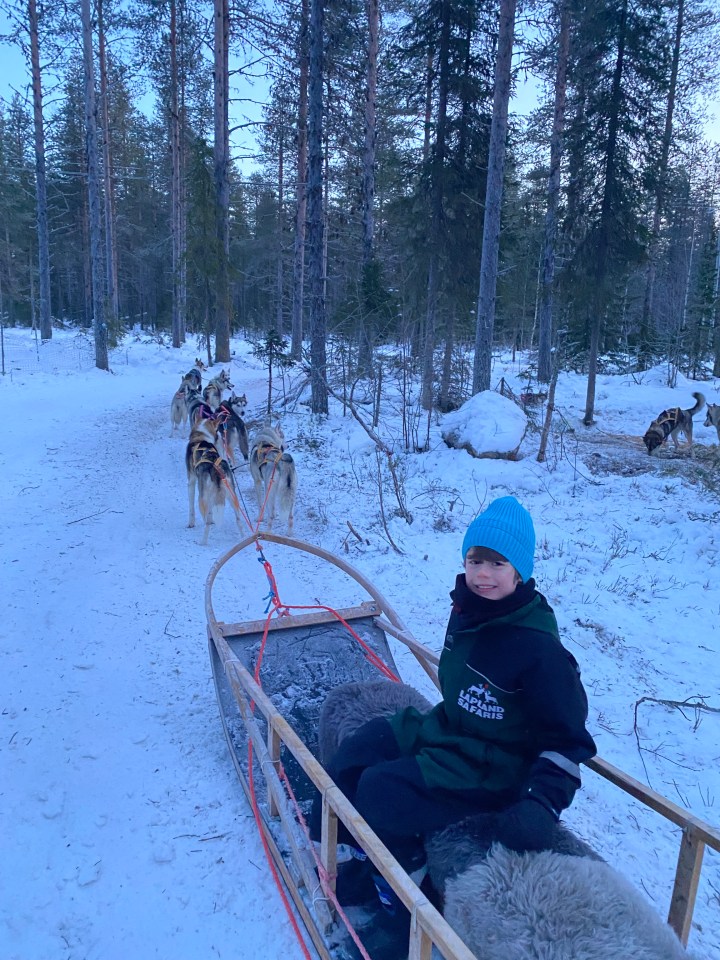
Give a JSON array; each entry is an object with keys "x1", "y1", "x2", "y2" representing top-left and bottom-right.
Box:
[{"x1": 462, "y1": 496, "x2": 535, "y2": 582}]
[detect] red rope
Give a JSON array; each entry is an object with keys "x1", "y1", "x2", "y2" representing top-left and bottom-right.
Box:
[{"x1": 247, "y1": 742, "x2": 314, "y2": 960}]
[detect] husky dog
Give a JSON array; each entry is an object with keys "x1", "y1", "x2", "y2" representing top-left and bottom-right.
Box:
[
  {"x1": 185, "y1": 367, "x2": 203, "y2": 390},
  {"x1": 170, "y1": 377, "x2": 193, "y2": 436},
  {"x1": 185, "y1": 419, "x2": 243, "y2": 545},
  {"x1": 642, "y1": 392, "x2": 705, "y2": 455},
  {"x1": 705, "y1": 402, "x2": 720, "y2": 442},
  {"x1": 249, "y1": 424, "x2": 297, "y2": 532},
  {"x1": 203, "y1": 369, "x2": 234, "y2": 410},
  {"x1": 186, "y1": 387, "x2": 214, "y2": 428},
  {"x1": 216, "y1": 393, "x2": 249, "y2": 463},
  {"x1": 194, "y1": 357, "x2": 207, "y2": 371}
]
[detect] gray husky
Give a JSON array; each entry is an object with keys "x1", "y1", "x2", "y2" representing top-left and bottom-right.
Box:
[
  {"x1": 249, "y1": 423, "x2": 297, "y2": 532},
  {"x1": 705, "y1": 402, "x2": 720, "y2": 442}
]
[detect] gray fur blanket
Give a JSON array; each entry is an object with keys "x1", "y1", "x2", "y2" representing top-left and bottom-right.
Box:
[
  {"x1": 444, "y1": 845, "x2": 695, "y2": 960},
  {"x1": 317, "y1": 679, "x2": 433, "y2": 764}
]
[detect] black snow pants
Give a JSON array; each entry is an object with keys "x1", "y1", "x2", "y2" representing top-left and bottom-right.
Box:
[{"x1": 309, "y1": 716, "x2": 503, "y2": 871}]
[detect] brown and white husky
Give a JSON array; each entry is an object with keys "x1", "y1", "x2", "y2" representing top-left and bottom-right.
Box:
[{"x1": 185, "y1": 419, "x2": 243, "y2": 545}]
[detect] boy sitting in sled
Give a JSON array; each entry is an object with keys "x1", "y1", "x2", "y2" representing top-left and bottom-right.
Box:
[{"x1": 310, "y1": 495, "x2": 596, "y2": 930}]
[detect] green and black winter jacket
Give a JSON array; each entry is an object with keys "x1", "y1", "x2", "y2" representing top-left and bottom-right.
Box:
[{"x1": 388, "y1": 576, "x2": 596, "y2": 816}]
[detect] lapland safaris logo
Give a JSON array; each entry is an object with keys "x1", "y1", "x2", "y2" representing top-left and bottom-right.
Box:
[{"x1": 458, "y1": 683, "x2": 504, "y2": 720}]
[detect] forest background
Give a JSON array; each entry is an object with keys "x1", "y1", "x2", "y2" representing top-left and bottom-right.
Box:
[{"x1": 1, "y1": 0, "x2": 720, "y2": 424}]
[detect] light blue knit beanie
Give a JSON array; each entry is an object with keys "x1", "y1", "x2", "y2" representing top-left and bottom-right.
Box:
[{"x1": 461, "y1": 496, "x2": 535, "y2": 582}]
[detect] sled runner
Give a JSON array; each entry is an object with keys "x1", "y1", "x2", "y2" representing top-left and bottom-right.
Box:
[{"x1": 206, "y1": 533, "x2": 720, "y2": 960}]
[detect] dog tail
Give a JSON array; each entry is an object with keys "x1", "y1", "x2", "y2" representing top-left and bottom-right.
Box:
[{"x1": 689, "y1": 392, "x2": 705, "y2": 416}]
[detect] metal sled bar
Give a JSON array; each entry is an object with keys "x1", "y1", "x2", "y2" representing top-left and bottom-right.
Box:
[{"x1": 208, "y1": 620, "x2": 476, "y2": 960}]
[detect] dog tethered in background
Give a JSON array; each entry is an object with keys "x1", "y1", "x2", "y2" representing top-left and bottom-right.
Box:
[
  {"x1": 186, "y1": 418, "x2": 243, "y2": 545},
  {"x1": 642, "y1": 392, "x2": 705, "y2": 455},
  {"x1": 249, "y1": 424, "x2": 297, "y2": 532},
  {"x1": 705, "y1": 402, "x2": 720, "y2": 442}
]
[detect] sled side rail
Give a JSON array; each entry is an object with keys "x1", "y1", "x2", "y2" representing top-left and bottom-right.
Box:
[
  {"x1": 585, "y1": 755, "x2": 720, "y2": 945},
  {"x1": 210, "y1": 628, "x2": 477, "y2": 960}
]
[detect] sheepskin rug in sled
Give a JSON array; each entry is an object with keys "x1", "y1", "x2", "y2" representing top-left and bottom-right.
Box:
[
  {"x1": 444, "y1": 844, "x2": 695, "y2": 960},
  {"x1": 317, "y1": 679, "x2": 433, "y2": 763}
]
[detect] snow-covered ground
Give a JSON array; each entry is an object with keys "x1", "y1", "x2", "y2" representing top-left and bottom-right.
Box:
[{"x1": 1, "y1": 328, "x2": 719, "y2": 959}]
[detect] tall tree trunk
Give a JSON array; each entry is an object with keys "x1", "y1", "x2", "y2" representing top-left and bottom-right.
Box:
[
  {"x1": 213, "y1": 0, "x2": 231, "y2": 363},
  {"x1": 420, "y1": 0, "x2": 451, "y2": 411},
  {"x1": 276, "y1": 122, "x2": 284, "y2": 336},
  {"x1": 307, "y1": 0, "x2": 328, "y2": 413},
  {"x1": 178, "y1": 0, "x2": 187, "y2": 342},
  {"x1": 97, "y1": 0, "x2": 119, "y2": 335},
  {"x1": 82, "y1": 0, "x2": 108, "y2": 371},
  {"x1": 638, "y1": 0, "x2": 684, "y2": 369},
  {"x1": 357, "y1": 0, "x2": 379, "y2": 376},
  {"x1": 170, "y1": 0, "x2": 183, "y2": 347},
  {"x1": 713, "y1": 228, "x2": 720, "y2": 377},
  {"x1": 28, "y1": 0, "x2": 52, "y2": 340},
  {"x1": 291, "y1": 0, "x2": 309, "y2": 362},
  {"x1": 584, "y1": 0, "x2": 627, "y2": 425},
  {"x1": 537, "y1": 0, "x2": 570, "y2": 384},
  {"x1": 472, "y1": 0, "x2": 516, "y2": 394}
]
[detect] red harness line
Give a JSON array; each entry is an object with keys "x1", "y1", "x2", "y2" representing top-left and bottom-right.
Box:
[{"x1": 244, "y1": 549, "x2": 399, "y2": 958}]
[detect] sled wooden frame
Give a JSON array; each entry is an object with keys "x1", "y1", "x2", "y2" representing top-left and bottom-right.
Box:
[{"x1": 206, "y1": 533, "x2": 719, "y2": 956}]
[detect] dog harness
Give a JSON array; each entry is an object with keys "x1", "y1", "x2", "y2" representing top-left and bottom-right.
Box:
[
  {"x1": 190, "y1": 439, "x2": 227, "y2": 474},
  {"x1": 255, "y1": 442, "x2": 284, "y2": 467},
  {"x1": 654, "y1": 408, "x2": 681, "y2": 439}
]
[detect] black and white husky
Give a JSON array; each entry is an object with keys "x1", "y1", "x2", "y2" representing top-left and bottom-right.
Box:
[
  {"x1": 185, "y1": 419, "x2": 243, "y2": 545},
  {"x1": 642, "y1": 392, "x2": 705, "y2": 455},
  {"x1": 216, "y1": 393, "x2": 249, "y2": 463},
  {"x1": 203, "y1": 369, "x2": 234, "y2": 410},
  {"x1": 185, "y1": 387, "x2": 214, "y2": 429},
  {"x1": 249, "y1": 424, "x2": 297, "y2": 532}
]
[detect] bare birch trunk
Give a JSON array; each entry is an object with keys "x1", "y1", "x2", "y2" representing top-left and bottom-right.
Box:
[
  {"x1": 28, "y1": 0, "x2": 52, "y2": 340},
  {"x1": 537, "y1": 0, "x2": 570, "y2": 384},
  {"x1": 472, "y1": 0, "x2": 516, "y2": 395},
  {"x1": 213, "y1": 0, "x2": 231, "y2": 362},
  {"x1": 82, "y1": 0, "x2": 108, "y2": 371},
  {"x1": 307, "y1": 0, "x2": 328, "y2": 413},
  {"x1": 291, "y1": 0, "x2": 309, "y2": 361}
]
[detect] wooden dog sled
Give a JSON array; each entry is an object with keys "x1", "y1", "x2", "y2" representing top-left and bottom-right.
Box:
[{"x1": 206, "y1": 533, "x2": 719, "y2": 960}]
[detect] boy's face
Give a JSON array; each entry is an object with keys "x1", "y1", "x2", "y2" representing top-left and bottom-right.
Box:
[{"x1": 464, "y1": 551, "x2": 519, "y2": 601}]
